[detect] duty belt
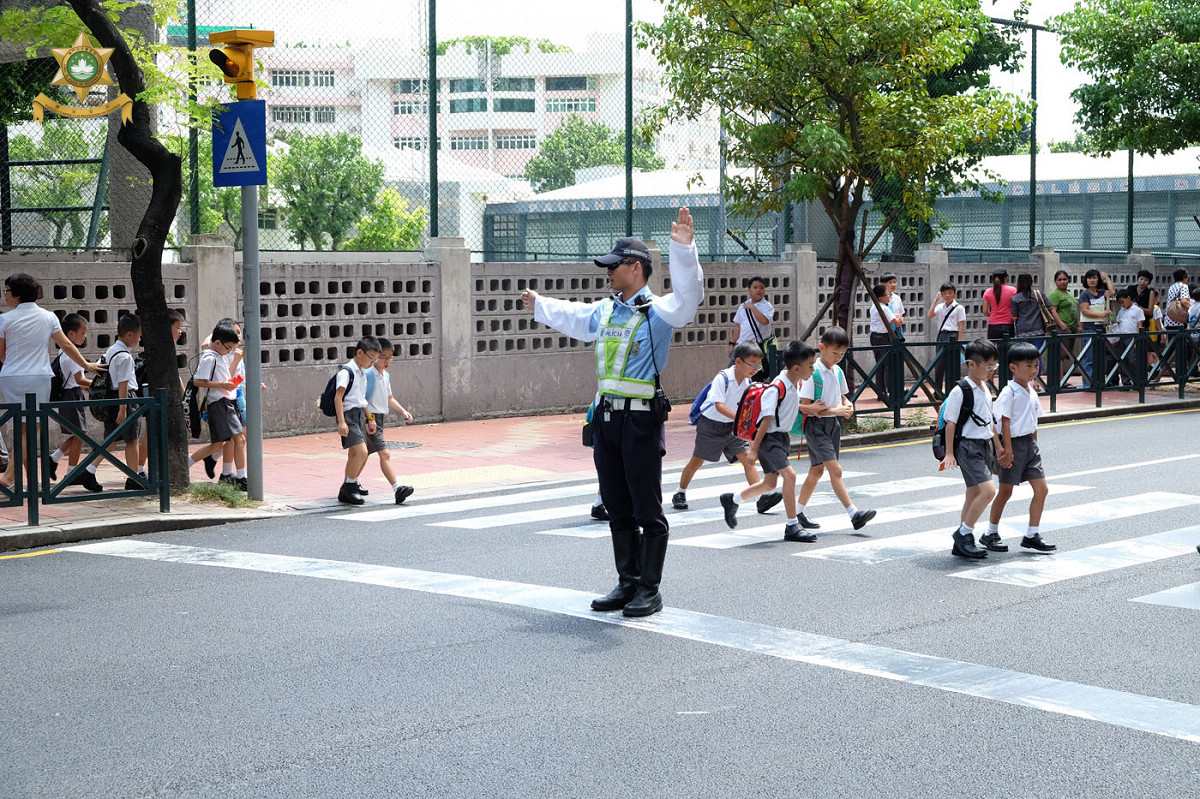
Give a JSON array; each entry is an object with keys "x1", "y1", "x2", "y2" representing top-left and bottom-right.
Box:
[{"x1": 601, "y1": 395, "x2": 651, "y2": 412}]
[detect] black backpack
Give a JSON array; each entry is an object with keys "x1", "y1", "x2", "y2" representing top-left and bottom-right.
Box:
[
  {"x1": 183, "y1": 355, "x2": 208, "y2": 438},
  {"x1": 49, "y1": 354, "x2": 66, "y2": 403},
  {"x1": 932, "y1": 379, "x2": 987, "y2": 460},
  {"x1": 317, "y1": 365, "x2": 354, "y2": 417},
  {"x1": 88, "y1": 356, "x2": 114, "y2": 423}
]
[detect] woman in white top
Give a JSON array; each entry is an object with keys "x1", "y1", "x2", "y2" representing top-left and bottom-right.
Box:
[{"x1": 0, "y1": 273, "x2": 104, "y2": 487}]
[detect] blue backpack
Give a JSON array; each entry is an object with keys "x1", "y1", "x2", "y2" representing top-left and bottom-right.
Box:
[
  {"x1": 932, "y1": 379, "x2": 986, "y2": 460},
  {"x1": 689, "y1": 372, "x2": 732, "y2": 425}
]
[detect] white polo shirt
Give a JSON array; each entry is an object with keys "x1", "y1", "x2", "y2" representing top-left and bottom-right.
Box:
[
  {"x1": 992, "y1": 381, "x2": 1041, "y2": 438},
  {"x1": 733, "y1": 299, "x2": 775, "y2": 343},
  {"x1": 0, "y1": 302, "x2": 63, "y2": 376},
  {"x1": 195, "y1": 348, "x2": 233, "y2": 401},
  {"x1": 700, "y1": 366, "x2": 749, "y2": 422},
  {"x1": 932, "y1": 300, "x2": 966, "y2": 334},
  {"x1": 800, "y1": 360, "x2": 849, "y2": 408},
  {"x1": 102, "y1": 341, "x2": 138, "y2": 395},
  {"x1": 758, "y1": 372, "x2": 800, "y2": 433},
  {"x1": 942, "y1": 377, "x2": 995, "y2": 440},
  {"x1": 335, "y1": 360, "x2": 369, "y2": 411},
  {"x1": 57, "y1": 350, "x2": 84, "y2": 389},
  {"x1": 365, "y1": 366, "x2": 394, "y2": 415},
  {"x1": 868, "y1": 294, "x2": 904, "y2": 334}
]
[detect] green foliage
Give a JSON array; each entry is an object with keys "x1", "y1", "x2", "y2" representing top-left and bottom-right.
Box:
[
  {"x1": 185, "y1": 481, "x2": 255, "y2": 508},
  {"x1": 638, "y1": 0, "x2": 1030, "y2": 259},
  {"x1": 8, "y1": 118, "x2": 107, "y2": 248},
  {"x1": 272, "y1": 132, "x2": 385, "y2": 251},
  {"x1": 0, "y1": 57, "x2": 57, "y2": 124},
  {"x1": 1048, "y1": 132, "x2": 1097, "y2": 154},
  {"x1": 344, "y1": 188, "x2": 427, "y2": 252},
  {"x1": 1053, "y1": 0, "x2": 1200, "y2": 156},
  {"x1": 163, "y1": 133, "x2": 250, "y2": 248},
  {"x1": 436, "y1": 35, "x2": 570, "y2": 56},
  {"x1": 523, "y1": 115, "x2": 665, "y2": 193}
]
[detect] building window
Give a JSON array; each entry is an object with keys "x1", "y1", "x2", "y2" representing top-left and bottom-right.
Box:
[
  {"x1": 394, "y1": 99, "x2": 428, "y2": 115},
  {"x1": 546, "y1": 76, "x2": 595, "y2": 92},
  {"x1": 258, "y1": 209, "x2": 278, "y2": 230},
  {"x1": 393, "y1": 79, "x2": 428, "y2": 94},
  {"x1": 449, "y1": 78, "x2": 486, "y2": 93},
  {"x1": 496, "y1": 133, "x2": 536, "y2": 150},
  {"x1": 546, "y1": 97, "x2": 596, "y2": 113},
  {"x1": 494, "y1": 98, "x2": 534, "y2": 113},
  {"x1": 313, "y1": 70, "x2": 335, "y2": 88},
  {"x1": 394, "y1": 136, "x2": 440, "y2": 151},
  {"x1": 450, "y1": 135, "x2": 488, "y2": 151},
  {"x1": 271, "y1": 105, "x2": 311, "y2": 123},
  {"x1": 449, "y1": 98, "x2": 487, "y2": 113},
  {"x1": 494, "y1": 77, "x2": 535, "y2": 92},
  {"x1": 314, "y1": 106, "x2": 336, "y2": 123},
  {"x1": 270, "y1": 69, "x2": 311, "y2": 87}
]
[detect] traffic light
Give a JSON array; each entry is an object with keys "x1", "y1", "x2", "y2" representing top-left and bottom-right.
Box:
[{"x1": 208, "y1": 30, "x2": 275, "y2": 100}]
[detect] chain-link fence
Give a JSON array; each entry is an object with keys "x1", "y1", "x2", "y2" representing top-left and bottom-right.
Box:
[{"x1": 1, "y1": 4, "x2": 1198, "y2": 263}]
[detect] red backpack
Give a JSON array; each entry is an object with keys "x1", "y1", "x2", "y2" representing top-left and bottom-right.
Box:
[{"x1": 733, "y1": 378, "x2": 786, "y2": 441}]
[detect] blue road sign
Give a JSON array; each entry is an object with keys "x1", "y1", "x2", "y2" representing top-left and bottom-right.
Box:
[{"x1": 212, "y1": 99, "x2": 267, "y2": 187}]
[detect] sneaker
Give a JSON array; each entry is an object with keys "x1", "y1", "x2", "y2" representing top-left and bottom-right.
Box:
[
  {"x1": 337, "y1": 482, "x2": 365, "y2": 506},
  {"x1": 218, "y1": 474, "x2": 237, "y2": 486},
  {"x1": 590, "y1": 503, "x2": 609, "y2": 521},
  {"x1": 235, "y1": 477, "x2": 249, "y2": 492},
  {"x1": 798, "y1": 513, "x2": 820, "y2": 530},
  {"x1": 979, "y1": 532, "x2": 1009, "y2": 553},
  {"x1": 719, "y1": 492, "x2": 739, "y2": 529},
  {"x1": 671, "y1": 490, "x2": 688, "y2": 510},
  {"x1": 784, "y1": 521, "x2": 817, "y2": 543},
  {"x1": 48, "y1": 460, "x2": 58, "y2": 480},
  {"x1": 756, "y1": 492, "x2": 783, "y2": 514},
  {"x1": 354, "y1": 482, "x2": 370, "y2": 496},
  {"x1": 851, "y1": 509, "x2": 876, "y2": 530},
  {"x1": 77, "y1": 471, "x2": 103, "y2": 493},
  {"x1": 951, "y1": 530, "x2": 987, "y2": 559},
  {"x1": 394, "y1": 485, "x2": 415, "y2": 505},
  {"x1": 203, "y1": 455, "x2": 217, "y2": 479},
  {"x1": 1020, "y1": 534, "x2": 1057, "y2": 553}
]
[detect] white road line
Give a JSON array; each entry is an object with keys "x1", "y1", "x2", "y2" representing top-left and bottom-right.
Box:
[
  {"x1": 1050, "y1": 454, "x2": 1200, "y2": 481},
  {"x1": 65, "y1": 539, "x2": 1200, "y2": 745},
  {"x1": 674, "y1": 483, "x2": 1089, "y2": 550},
  {"x1": 802, "y1": 492, "x2": 1200, "y2": 566},
  {"x1": 951, "y1": 522, "x2": 1200, "y2": 586},
  {"x1": 1132, "y1": 581, "x2": 1200, "y2": 612}
]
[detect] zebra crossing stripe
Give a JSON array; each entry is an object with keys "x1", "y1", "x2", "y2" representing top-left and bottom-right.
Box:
[
  {"x1": 674, "y1": 483, "x2": 1089, "y2": 550},
  {"x1": 1132, "y1": 581, "x2": 1200, "y2": 612},
  {"x1": 801, "y1": 492, "x2": 1200, "y2": 566},
  {"x1": 63, "y1": 540, "x2": 1200, "y2": 745},
  {"x1": 951, "y1": 521, "x2": 1200, "y2": 586}
]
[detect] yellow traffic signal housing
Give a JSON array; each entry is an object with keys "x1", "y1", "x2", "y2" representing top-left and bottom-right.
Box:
[{"x1": 208, "y1": 30, "x2": 275, "y2": 100}]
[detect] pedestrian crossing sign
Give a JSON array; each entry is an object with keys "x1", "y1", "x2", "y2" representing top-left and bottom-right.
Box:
[{"x1": 212, "y1": 100, "x2": 267, "y2": 187}]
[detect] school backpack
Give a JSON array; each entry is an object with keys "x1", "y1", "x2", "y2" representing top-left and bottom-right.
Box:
[
  {"x1": 932, "y1": 378, "x2": 986, "y2": 460},
  {"x1": 49, "y1": 354, "x2": 66, "y2": 403},
  {"x1": 688, "y1": 371, "x2": 732, "y2": 426},
  {"x1": 87, "y1": 356, "x2": 116, "y2": 423},
  {"x1": 789, "y1": 365, "x2": 843, "y2": 436},
  {"x1": 317, "y1": 365, "x2": 354, "y2": 417},
  {"x1": 183, "y1": 356, "x2": 208, "y2": 438},
  {"x1": 733, "y1": 378, "x2": 785, "y2": 441}
]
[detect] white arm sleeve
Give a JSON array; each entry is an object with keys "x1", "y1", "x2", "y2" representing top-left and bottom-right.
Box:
[
  {"x1": 649, "y1": 240, "x2": 704, "y2": 328},
  {"x1": 533, "y1": 295, "x2": 599, "y2": 342}
]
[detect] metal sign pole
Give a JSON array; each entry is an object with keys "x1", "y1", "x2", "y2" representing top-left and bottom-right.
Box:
[{"x1": 241, "y1": 183, "x2": 263, "y2": 500}]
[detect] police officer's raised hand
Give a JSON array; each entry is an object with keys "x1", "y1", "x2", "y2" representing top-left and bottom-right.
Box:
[
  {"x1": 670, "y1": 206, "x2": 694, "y2": 246},
  {"x1": 520, "y1": 289, "x2": 539, "y2": 312}
]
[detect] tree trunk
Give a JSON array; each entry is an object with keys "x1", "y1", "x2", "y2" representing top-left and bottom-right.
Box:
[{"x1": 70, "y1": 0, "x2": 189, "y2": 492}]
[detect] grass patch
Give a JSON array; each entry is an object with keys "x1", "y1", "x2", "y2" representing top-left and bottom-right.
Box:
[
  {"x1": 184, "y1": 481, "x2": 254, "y2": 509},
  {"x1": 902, "y1": 407, "x2": 932, "y2": 428},
  {"x1": 845, "y1": 415, "x2": 891, "y2": 434}
]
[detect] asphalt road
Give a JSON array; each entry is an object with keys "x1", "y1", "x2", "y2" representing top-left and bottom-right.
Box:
[{"x1": 4, "y1": 408, "x2": 1200, "y2": 798}]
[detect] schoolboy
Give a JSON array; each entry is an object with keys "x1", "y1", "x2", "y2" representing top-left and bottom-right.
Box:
[
  {"x1": 1112, "y1": 289, "x2": 1144, "y2": 385},
  {"x1": 719, "y1": 339, "x2": 824, "y2": 542},
  {"x1": 362, "y1": 337, "x2": 416, "y2": 505},
  {"x1": 795, "y1": 326, "x2": 876, "y2": 534},
  {"x1": 186, "y1": 323, "x2": 246, "y2": 490},
  {"x1": 927, "y1": 282, "x2": 966, "y2": 393},
  {"x1": 672, "y1": 341, "x2": 768, "y2": 511},
  {"x1": 941, "y1": 338, "x2": 1004, "y2": 559},
  {"x1": 983, "y1": 341, "x2": 1056, "y2": 554},
  {"x1": 335, "y1": 336, "x2": 382, "y2": 505},
  {"x1": 102, "y1": 312, "x2": 144, "y2": 491},
  {"x1": 48, "y1": 313, "x2": 102, "y2": 492}
]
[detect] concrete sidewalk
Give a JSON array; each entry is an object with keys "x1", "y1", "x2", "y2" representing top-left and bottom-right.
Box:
[{"x1": 1, "y1": 383, "x2": 1196, "y2": 551}]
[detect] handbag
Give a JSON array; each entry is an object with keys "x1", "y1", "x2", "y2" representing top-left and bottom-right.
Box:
[{"x1": 1033, "y1": 290, "x2": 1053, "y2": 332}]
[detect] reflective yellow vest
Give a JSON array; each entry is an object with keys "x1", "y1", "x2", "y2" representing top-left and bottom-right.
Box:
[{"x1": 595, "y1": 302, "x2": 656, "y2": 399}]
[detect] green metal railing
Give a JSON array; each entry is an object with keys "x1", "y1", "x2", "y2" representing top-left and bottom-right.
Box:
[{"x1": 0, "y1": 386, "x2": 169, "y2": 526}]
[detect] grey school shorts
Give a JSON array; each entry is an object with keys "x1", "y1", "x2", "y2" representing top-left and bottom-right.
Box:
[
  {"x1": 366, "y1": 414, "x2": 387, "y2": 455},
  {"x1": 207, "y1": 397, "x2": 243, "y2": 444},
  {"x1": 58, "y1": 386, "x2": 88, "y2": 435},
  {"x1": 757, "y1": 430, "x2": 791, "y2": 475},
  {"x1": 999, "y1": 433, "x2": 1045, "y2": 486},
  {"x1": 803, "y1": 416, "x2": 842, "y2": 465},
  {"x1": 341, "y1": 407, "x2": 368, "y2": 449},
  {"x1": 955, "y1": 437, "x2": 997, "y2": 488},
  {"x1": 692, "y1": 415, "x2": 749, "y2": 462},
  {"x1": 102, "y1": 406, "x2": 141, "y2": 444}
]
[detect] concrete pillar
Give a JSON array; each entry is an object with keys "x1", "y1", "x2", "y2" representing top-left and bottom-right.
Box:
[
  {"x1": 181, "y1": 234, "x2": 235, "y2": 358},
  {"x1": 1126, "y1": 248, "x2": 1155, "y2": 272},
  {"x1": 916, "y1": 243, "x2": 949, "y2": 341},
  {"x1": 1030, "y1": 245, "x2": 1061, "y2": 291},
  {"x1": 644, "y1": 239, "x2": 665, "y2": 296},
  {"x1": 426, "y1": 236, "x2": 472, "y2": 420},
  {"x1": 786, "y1": 242, "x2": 817, "y2": 341}
]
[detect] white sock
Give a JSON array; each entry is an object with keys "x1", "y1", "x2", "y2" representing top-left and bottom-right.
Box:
[
  {"x1": 987, "y1": 522, "x2": 999, "y2": 536},
  {"x1": 86, "y1": 464, "x2": 97, "y2": 474},
  {"x1": 796, "y1": 503, "x2": 806, "y2": 516},
  {"x1": 846, "y1": 504, "x2": 859, "y2": 518},
  {"x1": 236, "y1": 468, "x2": 246, "y2": 479},
  {"x1": 392, "y1": 483, "x2": 403, "y2": 493},
  {"x1": 730, "y1": 492, "x2": 742, "y2": 505},
  {"x1": 51, "y1": 449, "x2": 64, "y2": 463},
  {"x1": 787, "y1": 517, "x2": 798, "y2": 526},
  {"x1": 345, "y1": 477, "x2": 357, "y2": 484},
  {"x1": 1025, "y1": 526, "x2": 1039, "y2": 539},
  {"x1": 958, "y1": 522, "x2": 972, "y2": 535},
  {"x1": 187, "y1": 456, "x2": 195, "y2": 467},
  {"x1": 593, "y1": 492, "x2": 604, "y2": 507},
  {"x1": 222, "y1": 464, "x2": 234, "y2": 476}
]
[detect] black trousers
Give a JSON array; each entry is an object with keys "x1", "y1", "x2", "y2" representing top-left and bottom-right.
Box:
[
  {"x1": 592, "y1": 405, "x2": 668, "y2": 542},
  {"x1": 870, "y1": 332, "x2": 892, "y2": 402},
  {"x1": 933, "y1": 331, "x2": 959, "y2": 393}
]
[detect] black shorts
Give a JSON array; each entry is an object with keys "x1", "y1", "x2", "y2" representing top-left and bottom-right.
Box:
[
  {"x1": 366, "y1": 414, "x2": 387, "y2": 454},
  {"x1": 206, "y1": 397, "x2": 243, "y2": 444},
  {"x1": 803, "y1": 416, "x2": 841, "y2": 465},
  {"x1": 757, "y1": 431, "x2": 791, "y2": 475},
  {"x1": 341, "y1": 407, "x2": 368, "y2": 449},
  {"x1": 58, "y1": 386, "x2": 88, "y2": 435},
  {"x1": 103, "y1": 408, "x2": 142, "y2": 444}
]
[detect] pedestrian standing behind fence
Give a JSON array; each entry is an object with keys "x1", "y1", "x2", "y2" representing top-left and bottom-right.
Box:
[
  {"x1": 1077, "y1": 268, "x2": 1115, "y2": 389},
  {"x1": 1046, "y1": 270, "x2": 1079, "y2": 388},
  {"x1": 927, "y1": 283, "x2": 965, "y2": 394},
  {"x1": 1113, "y1": 289, "x2": 1144, "y2": 386},
  {"x1": 868, "y1": 276, "x2": 904, "y2": 403},
  {"x1": 1163, "y1": 268, "x2": 1193, "y2": 376},
  {"x1": 729, "y1": 276, "x2": 775, "y2": 377},
  {"x1": 981, "y1": 268, "x2": 1017, "y2": 340}
]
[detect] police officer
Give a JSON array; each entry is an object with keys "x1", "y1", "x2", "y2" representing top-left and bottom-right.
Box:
[{"x1": 520, "y1": 207, "x2": 703, "y2": 617}]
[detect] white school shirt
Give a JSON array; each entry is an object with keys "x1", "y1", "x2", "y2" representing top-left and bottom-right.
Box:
[
  {"x1": 102, "y1": 341, "x2": 138, "y2": 395},
  {"x1": 758, "y1": 371, "x2": 801, "y2": 433},
  {"x1": 335, "y1": 360, "x2": 369, "y2": 411},
  {"x1": 932, "y1": 300, "x2": 966, "y2": 334},
  {"x1": 57, "y1": 350, "x2": 84, "y2": 389},
  {"x1": 195, "y1": 348, "x2": 233, "y2": 401},
  {"x1": 733, "y1": 299, "x2": 775, "y2": 343},
  {"x1": 992, "y1": 380, "x2": 1041, "y2": 438},
  {"x1": 700, "y1": 366, "x2": 749, "y2": 422},
  {"x1": 1114, "y1": 303, "x2": 1142, "y2": 335},
  {"x1": 365, "y1": 367, "x2": 394, "y2": 415},
  {"x1": 800, "y1": 359, "x2": 849, "y2": 408},
  {"x1": 0, "y1": 302, "x2": 63, "y2": 376},
  {"x1": 942, "y1": 377, "x2": 994, "y2": 440},
  {"x1": 868, "y1": 294, "x2": 904, "y2": 334}
]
